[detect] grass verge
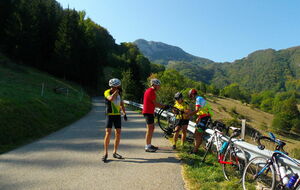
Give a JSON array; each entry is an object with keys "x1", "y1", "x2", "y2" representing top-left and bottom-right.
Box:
[
  {"x1": 0, "y1": 58, "x2": 91, "y2": 153},
  {"x1": 174, "y1": 142, "x2": 243, "y2": 190}
]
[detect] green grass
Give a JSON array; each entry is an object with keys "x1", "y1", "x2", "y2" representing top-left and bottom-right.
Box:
[
  {"x1": 176, "y1": 143, "x2": 243, "y2": 190},
  {"x1": 0, "y1": 57, "x2": 91, "y2": 153}
]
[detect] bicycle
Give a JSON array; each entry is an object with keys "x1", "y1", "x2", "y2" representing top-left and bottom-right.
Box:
[
  {"x1": 202, "y1": 121, "x2": 248, "y2": 181},
  {"x1": 157, "y1": 106, "x2": 194, "y2": 142},
  {"x1": 242, "y1": 132, "x2": 300, "y2": 190}
]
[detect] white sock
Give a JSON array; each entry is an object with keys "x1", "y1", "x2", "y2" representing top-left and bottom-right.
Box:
[{"x1": 145, "y1": 144, "x2": 151, "y2": 149}]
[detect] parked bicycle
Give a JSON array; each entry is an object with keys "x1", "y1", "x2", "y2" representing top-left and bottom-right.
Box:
[
  {"x1": 242, "y1": 132, "x2": 300, "y2": 190},
  {"x1": 202, "y1": 121, "x2": 248, "y2": 181}
]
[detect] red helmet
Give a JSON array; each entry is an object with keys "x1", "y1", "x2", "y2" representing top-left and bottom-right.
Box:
[{"x1": 188, "y1": 89, "x2": 197, "y2": 98}]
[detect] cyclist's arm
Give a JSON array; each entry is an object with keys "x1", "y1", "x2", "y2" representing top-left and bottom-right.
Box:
[
  {"x1": 189, "y1": 105, "x2": 201, "y2": 116},
  {"x1": 153, "y1": 100, "x2": 165, "y2": 108},
  {"x1": 106, "y1": 90, "x2": 119, "y2": 101},
  {"x1": 120, "y1": 101, "x2": 126, "y2": 115}
]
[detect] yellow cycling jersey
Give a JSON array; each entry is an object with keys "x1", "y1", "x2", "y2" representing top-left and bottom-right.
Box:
[
  {"x1": 104, "y1": 89, "x2": 121, "y2": 115},
  {"x1": 173, "y1": 101, "x2": 190, "y2": 120}
]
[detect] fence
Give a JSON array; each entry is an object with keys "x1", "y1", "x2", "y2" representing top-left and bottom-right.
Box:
[
  {"x1": 123, "y1": 100, "x2": 300, "y2": 178},
  {"x1": 38, "y1": 82, "x2": 85, "y2": 101}
]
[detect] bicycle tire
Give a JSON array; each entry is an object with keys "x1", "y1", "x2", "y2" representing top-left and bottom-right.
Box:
[
  {"x1": 222, "y1": 145, "x2": 247, "y2": 181},
  {"x1": 157, "y1": 107, "x2": 182, "y2": 136},
  {"x1": 242, "y1": 157, "x2": 275, "y2": 190},
  {"x1": 157, "y1": 108, "x2": 171, "y2": 133}
]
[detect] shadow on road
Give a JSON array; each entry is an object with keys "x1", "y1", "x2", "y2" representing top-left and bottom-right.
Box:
[{"x1": 110, "y1": 156, "x2": 181, "y2": 164}]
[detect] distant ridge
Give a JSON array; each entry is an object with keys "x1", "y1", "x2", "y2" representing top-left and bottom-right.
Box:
[
  {"x1": 134, "y1": 39, "x2": 214, "y2": 65},
  {"x1": 134, "y1": 39, "x2": 300, "y2": 92}
]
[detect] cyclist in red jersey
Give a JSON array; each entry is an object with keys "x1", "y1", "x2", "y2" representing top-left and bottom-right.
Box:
[{"x1": 142, "y1": 79, "x2": 168, "y2": 152}]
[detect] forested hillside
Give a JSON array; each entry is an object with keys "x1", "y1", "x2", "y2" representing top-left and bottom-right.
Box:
[
  {"x1": 0, "y1": 0, "x2": 164, "y2": 100},
  {"x1": 209, "y1": 47, "x2": 300, "y2": 92},
  {"x1": 135, "y1": 39, "x2": 300, "y2": 93}
]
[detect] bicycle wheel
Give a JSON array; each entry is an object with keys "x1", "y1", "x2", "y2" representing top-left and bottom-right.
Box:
[
  {"x1": 160, "y1": 116, "x2": 174, "y2": 133},
  {"x1": 157, "y1": 107, "x2": 181, "y2": 137},
  {"x1": 242, "y1": 157, "x2": 275, "y2": 190},
  {"x1": 222, "y1": 145, "x2": 247, "y2": 181}
]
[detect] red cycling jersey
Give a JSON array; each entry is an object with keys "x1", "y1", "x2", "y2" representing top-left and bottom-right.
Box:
[{"x1": 142, "y1": 87, "x2": 156, "y2": 114}]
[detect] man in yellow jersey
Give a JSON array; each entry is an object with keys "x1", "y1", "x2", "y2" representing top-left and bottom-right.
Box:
[
  {"x1": 102, "y1": 78, "x2": 127, "y2": 162},
  {"x1": 172, "y1": 92, "x2": 191, "y2": 149}
]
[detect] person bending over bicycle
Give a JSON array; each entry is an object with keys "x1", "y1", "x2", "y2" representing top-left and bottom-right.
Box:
[
  {"x1": 188, "y1": 89, "x2": 214, "y2": 154},
  {"x1": 172, "y1": 92, "x2": 191, "y2": 150}
]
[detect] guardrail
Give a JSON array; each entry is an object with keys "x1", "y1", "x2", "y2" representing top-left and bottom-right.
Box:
[{"x1": 124, "y1": 100, "x2": 300, "y2": 178}]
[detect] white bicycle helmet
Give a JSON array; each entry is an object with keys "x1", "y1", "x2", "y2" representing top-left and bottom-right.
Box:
[
  {"x1": 109, "y1": 78, "x2": 121, "y2": 87},
  {"x1": 150, "y1": 78, "x2": 161, "y2": 86}
]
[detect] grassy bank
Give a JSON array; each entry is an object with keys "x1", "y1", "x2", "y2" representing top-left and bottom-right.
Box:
[
  {"x1": 174, "y1": 143, "x2": 242, "y2": 190},
  {"x1": 207, "y1": 96, "x2": 300, "y2": 159},
  {"x1": 0, "y1": 57, "x2": 91, "y2": 153}
]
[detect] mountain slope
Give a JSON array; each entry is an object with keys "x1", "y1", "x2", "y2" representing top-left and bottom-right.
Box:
[
  {"x1": 135, "y1": 38, "x2": 300, "y2": 92},
  {"x1": 209, "y1": 47, "x2": 300, "y2": 91},
  {"x1": 134, "y1": 39, "x2": 214, "y2": 65}
]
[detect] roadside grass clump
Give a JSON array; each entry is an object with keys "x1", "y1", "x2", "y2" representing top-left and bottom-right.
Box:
[
  {"x1": 176, "y1": 143, "x2": 242, "y2": 190},
  {"x1": 0, "y1": 61, "x2": 91, "y2": 153}
]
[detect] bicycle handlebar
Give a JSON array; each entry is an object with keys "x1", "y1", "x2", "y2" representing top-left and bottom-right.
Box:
[{"x1": 257, "y1": 134, "x2": 286, "y2": 153}]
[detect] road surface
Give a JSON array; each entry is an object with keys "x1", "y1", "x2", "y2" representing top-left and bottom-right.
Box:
[{"x1": 0, "y1": 98, "x2": 185, "y2": 190}]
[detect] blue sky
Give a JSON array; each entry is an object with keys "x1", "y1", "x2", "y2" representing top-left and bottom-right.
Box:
[{"x1": 56, "y1": 0, "x2": 300, "y2": 62}]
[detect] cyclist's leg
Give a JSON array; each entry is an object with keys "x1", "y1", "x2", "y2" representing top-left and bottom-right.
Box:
[
  {"x1": 146, "y1": 124, "x2": 154, "y2": 145},
  {"x1": 113, "y1": 116, "x2": 122, "y2": 154},
  {"x1": 144, "y1": 114, "x2": 155, "y2": 147},
  {"x1": 194, "y1": 131, "x2": 203, "y2": 152},
  {"x1": 104, "y1": 128, "x2": 112, "y2": 155},
  {"x1": 104, "y1": 116, "x2": 113, "y2": 155},
  {"x1": 173, "y1": 125, "x2": 181, "y2": 146},
  {"x1": 181, "y1": 125, "x2": 188, "y2": 146}
]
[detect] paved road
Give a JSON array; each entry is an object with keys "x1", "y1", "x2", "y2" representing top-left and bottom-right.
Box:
[{"x1": 0, "y1": 98, "x2": 185, "y2": 190}]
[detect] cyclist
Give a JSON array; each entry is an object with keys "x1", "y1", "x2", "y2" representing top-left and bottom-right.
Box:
[
  {"x1": 172, "y1": 92, "x2": 191, "y2": 150},
  {"x1": 188, "y1": 89, "x2": 213, "y2": 154},
  {"x1": 142, "y1": 78, "x2": 169, "y2": 152},
  {"x1": 102, "y1": 78, "x2": 127, "y2": 162}
]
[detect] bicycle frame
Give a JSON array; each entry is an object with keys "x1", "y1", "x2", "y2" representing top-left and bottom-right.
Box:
[
  {"x1": 256, "y1": 150, "x2": 300, "y2": 186},
  {"x1": 205, "y1": 128, "x2": 236, "y2": 165}
]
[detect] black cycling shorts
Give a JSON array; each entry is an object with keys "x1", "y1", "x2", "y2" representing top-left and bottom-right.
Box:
[
  {"x1": 175, "y1": 119, "x2": 189, "y2": 126},
  {"x1": 143, "y1": 114, "x2": 154, "y2": 125},
  {"x1": 106, "y1": 115, "x2": 121, "y2": 129}
]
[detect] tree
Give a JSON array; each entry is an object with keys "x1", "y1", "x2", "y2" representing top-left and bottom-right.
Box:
[
  {"x1": 121, "y1": 70, "x2": 137, "y2": 101},
  {"x1": 260, "y1": 98, "x2": 274, "y2": 112},
  {"x1": 221, "y1": 83, "x2": 245, "y2": 101},
  {"x1": 272, "y1": 97, "x2": 300, "y2": 134},
  {"x1": 272, "y1": 112, "x2": 290, "y2": 134},
  {"x1": 207, "y1": 84, "x2": 219, "y2": 96}
]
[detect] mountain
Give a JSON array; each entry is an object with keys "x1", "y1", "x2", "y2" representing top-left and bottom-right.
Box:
[
  {"x1": 209, "y1": 47, "x2": 300, "y2": 92},
  {"x1": 135, "y1": 39, "x2": 300, "y2": 93},
  {"x1": 134, "y1": 39, "x2": 214, "y2": 65}
]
